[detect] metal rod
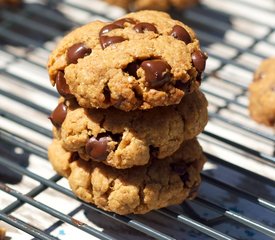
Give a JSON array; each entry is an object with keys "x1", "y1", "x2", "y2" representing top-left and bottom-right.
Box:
[
  {"x1": 0, "y1": 213, "x2": 58, "y2": 240},
  {"x1": 157, "y1": 209, "x2": 236, "y2": 240},
  {"x1": 0, "y1": 183, "x2": 118, "y2": 240}
]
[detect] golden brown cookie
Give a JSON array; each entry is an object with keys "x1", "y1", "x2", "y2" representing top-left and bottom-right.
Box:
[
  {"x1": 48, "y1": 138, "x2": 206, "y2": 215},
  {"x1": 249, "y1": 58, "x2": 275, "y2": 126},
  {"x1": 0, "y1": 228, "x2": 6, "y2": 240},
  {"x1": 50, "y1": 90, "x2": 208, "y2": 169},
  {"x1": 105, "y1": 0, "x2": 198, "y2": 11},
  {"x1": 48, "y1": 10, "x2": 207, "y2": 111}
]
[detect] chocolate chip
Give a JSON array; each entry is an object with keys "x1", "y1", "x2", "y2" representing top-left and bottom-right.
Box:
[
  {"x1": 49, "y1": 102, "x2": 67, "y2": 128},
  {"x1": 149, "y1": 146, "x2": 159, "y2": 158},
  {"x1": 175, "y1": 81, "x2": 191, "y2": 93},
  {"x1": 100, "y1": 36, "x2": 126, "y2": 49},
  {"x1": 100, "y1": 18, "x2": 136, "y2": 36},
  {"x1": 55, "y1": 71, "x2": 74, "y2": 99},
  {"x1": 71, "y1": 152, "x2": 80, "y2": 162},
  {"x1": 100, "y1": 23, "x2": 123, "y2": 36},
  {"x1": 114, "y1": 18, "x2": 136, "y2": 28},
  {"x1": 103, "y1": 86, "x2": 111, "y2": 103},
  {"x1": 171, "y1": 25, "x2": 191, "y2": 44},
  {"x1": 141, "y1": 60, "x2": 171, "y2": 88},
  {"x1": 67, "y1": 43, "x2": 92, "y2": 65},
  {"x1": 196, "y1": 73, "x2": 202, "y2": 85},
  {"x1": 192, "y1": 50, "x2": 207, "y2": 72},
  {"x1": 125, "y1": 62, "x2": 140, "y2": 78},
  {"x1": 85, "y1": 137, "x2": 109, "y2": 161},
  {"x1": 133, "y1": 22, "x2": 158, "y2": 33}
]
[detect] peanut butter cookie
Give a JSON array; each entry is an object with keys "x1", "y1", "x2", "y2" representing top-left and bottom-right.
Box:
[
  {"x1": 48, "y1": 10, "x2": 207, "y2": 111},
  {"x1": 48, "y1": 138, "x2": 206, "y2": 215}
]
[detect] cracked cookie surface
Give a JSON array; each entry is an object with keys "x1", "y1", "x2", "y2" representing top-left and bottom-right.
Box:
[
  {"x1": 51, "y1": 90, "x2": 208, "y2": 169},
  {"x1": 249, "y1": 58, "x2": 275, "y2": 126},
  {"x1": 48, "y1": 138, "x2": 206, "y2": 215},
  {"x1": 48, "y1": 10, "x2": 207, "y2": 111}
]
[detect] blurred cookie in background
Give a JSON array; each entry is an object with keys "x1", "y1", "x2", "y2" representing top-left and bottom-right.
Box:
[
  {"x1": 0, "y1": 0, "x2": 22, "y2": 8},
  {"x1": 249, "y1": 57, "x2": 275, "y2": 127},
  {"x1": 105, "y1": 0, "x2": 198, "y2": 11}
]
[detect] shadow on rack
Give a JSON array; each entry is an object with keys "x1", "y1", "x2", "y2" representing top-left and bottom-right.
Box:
[{"x1": 0, "y1": 140, "x2": 29, "y2": 184}]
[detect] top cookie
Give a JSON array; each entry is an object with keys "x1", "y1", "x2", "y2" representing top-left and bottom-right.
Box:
[
  {"x1": 48, "y1": 10, "x2": 207, "y2": 111},
  {"x1": 105, "y1": 0, "x2": 198, "y2": 11},
  {"x1": 249, "y1": 57, "x2": 275, "y2": 126}
]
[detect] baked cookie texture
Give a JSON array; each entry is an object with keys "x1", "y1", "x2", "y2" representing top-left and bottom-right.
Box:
[
  {"x1": 249, "y1": 58, "x2": 275, "y2": 126},
  {"x1": 52, "y1": 90, "x2": 208, "y2": 169},
  {"x1": 48, "y1": 10, "x2": 207, "y2": 111},
  {"x1": 48, "y1": 138, "x2": 206, "y2": 215},
  {"x1": 105, "y1": 0, "x2": 198, "y2": 11}
]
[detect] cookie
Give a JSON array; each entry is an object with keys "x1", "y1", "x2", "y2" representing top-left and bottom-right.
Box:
[
  {"x1": 51, "y1": 90, "x2": 208, "y2": 169},
  {"x1": 48, "y1": 138, "x2": 206, "y2": 215},
  {"x1": 0, "y1": 228, "x2": 6, "y2": 240},
  {"x1": 48, "y1": 10, "x2": 207, "y2": 111},
  {"x1": 105, "y1": 0, "x2": 198, "y2": 11},
  {"x1": 249, "y1": 58, "x2": 275, "y2": 126}
]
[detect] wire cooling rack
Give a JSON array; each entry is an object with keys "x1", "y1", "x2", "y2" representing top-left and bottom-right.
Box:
[{"x1": 0, "y1": 0, "x2": 275, "y2": 239}]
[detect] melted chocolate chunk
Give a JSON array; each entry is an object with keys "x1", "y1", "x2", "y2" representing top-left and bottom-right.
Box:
[
  {"x1": 192, "y1": 50, "x2": 207, "y2": 72},
  {"x1": 103, "y1": 86, "x2": 111, "y2": 103},
  {"x1": 85, "y1": 137, "x2": 109, "y2": 161},
  {"x1": 49, "y1": 103, "x2": 67, "y2": 128},
  {"x1": 171, "y1": 25, "x2": 191, "y2": 44},
  {"x1": 196, "y1": 72, "x2": 202, "y2": 85},
  {"x1": 55, "y1": 71, "x2": 74, "y2": 99},
  {"x1": 141, "y1": 60, "x2": 171, "y2": 88},
  {"x1": 175, "y1": 81, "x2": 192, "y2": 93},
  {"x1": 114, "y1": 18, "x2": 136, "y2": 28},
  {"x1": 100, "y1": 23, "x2": 123, "y2": 36},
  {"x1": 67, "y1": 43, "x2": 92, "y2": 65},
  {"x1": 125, "y1": 62, "x2": 140, "y2": 78},
  {"x1": 71, "y1": 152, "x2": 80, "y2": 162},
  {"x1": 100, "y1": 36, "x2": 126, "y2": 49},
  {"x1": 100, "y1": 18, "x2": 136, "y2": 36},
  {"x1": 133, "y1": 22, "x2": 158, "y2": 33},
  {"x1": 149, "y1": 146, "x2": 159, "y2": 158}
]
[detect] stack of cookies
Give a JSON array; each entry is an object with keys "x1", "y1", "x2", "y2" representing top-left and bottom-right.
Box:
[{"x1": 47, "y1": 10, "x2": 208, "y2": 215}]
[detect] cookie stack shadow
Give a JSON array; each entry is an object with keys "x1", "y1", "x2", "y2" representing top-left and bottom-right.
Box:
[{"x1": 47, "y1": 10, "x2": 208, "y2": 215}]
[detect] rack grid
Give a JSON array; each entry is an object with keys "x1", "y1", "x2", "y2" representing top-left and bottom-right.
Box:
[{"x1": 0, "y1": 0, "x2": 275, "y2": 239}]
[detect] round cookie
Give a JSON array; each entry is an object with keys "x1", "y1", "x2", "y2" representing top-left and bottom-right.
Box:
[
  {"x1": 51, "y1": 90, "x2": 208, "y2": 169},
  {"x1": 48, "y1": 138, "x2": 206, "y2": 215},
  {"x1": 249, "y1": 58, "x2": 275, "y2": 126},
  {"x1": 105, "y1": 0, "x2": 198, "y2": 11},
  {"x1": 48, "y1": 10, "x2": 207, "y2": 111}
]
